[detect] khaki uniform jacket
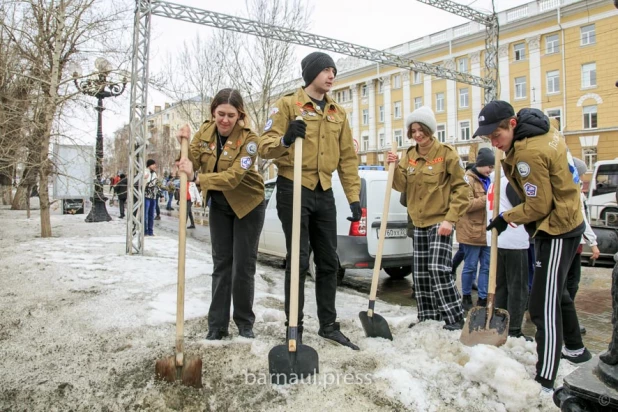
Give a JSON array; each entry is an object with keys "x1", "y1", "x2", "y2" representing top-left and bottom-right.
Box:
[
  {"x1": 456, "y1": 170, "x2": 488, "y2": 246},
  {"x1": 392, "y1": 139, "x2": 470, "y2": 228},
  {"x1": 502, "y1": 127, "x2": 583, "y2": 236},
  {"x1": 258, "y1": 87, "x2": 360, "y2": 203},
  {"x1": 189, "y1": 121, "x2": 264, "y2": 219}
]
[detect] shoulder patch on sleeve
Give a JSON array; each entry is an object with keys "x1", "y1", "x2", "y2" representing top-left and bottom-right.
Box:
[
  {"x1": 517, "y1": 161, "x2": 530, "y2": 177},
  {"x1": 264, "y1": 119, "x2": 273, "y2": 132},
  {"x1": 524, "y1": 182, "x2": 537, "y2": 197},
  {"x1": 240, "y1": 156, "x2": 252, "y2": 170},
  {"x1": 246, "y1": 141, "x2": 258, "y2": 156}
]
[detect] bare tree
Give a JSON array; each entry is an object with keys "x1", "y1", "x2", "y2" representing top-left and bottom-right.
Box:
[{"x1": 0, "y1": 0, "x2": 129, "y2": 237}]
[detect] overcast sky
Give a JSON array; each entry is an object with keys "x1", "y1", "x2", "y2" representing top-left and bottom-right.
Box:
[{"x1": 71, "y1": 0, "x2": 531, "y2": 147}]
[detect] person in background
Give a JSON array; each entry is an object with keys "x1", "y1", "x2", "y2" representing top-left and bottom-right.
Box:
[
  {"x1": 177, "y1": 88, "x2": 265, "y2": 340},
  {"x1": 487, "y1": 165, "x2": 532, "y2": 341},
  {"x1": 258, "y1": 52, "x2": 361, "y2": 349},
  {"x1": 186, "y1": 181, "x2": 196, "y2": 229},
  {"x1": 478, "y1": 100, "x2": 589, "y2": 396},
  {"x1": 165, "y1": 174, "x2": 175, "y2": 211},
  {"x1": 114, "y1": 173, "x2": 128, "y2": 218},
  {"x1": 568, "y1": 157, "x2": 601, "y2": 335},
  {"x1": 451, "y1": 163, "x2": 476, "y2": 281},
  {"x1": 144, "y1": 159, "x2": 158, "y2": 236},
  {"x1": 388, "y1": 106, "x2": 469, "y2": 331},
  {"x1": 457, "y1": 148, "x2": 494, "y2": 310}
]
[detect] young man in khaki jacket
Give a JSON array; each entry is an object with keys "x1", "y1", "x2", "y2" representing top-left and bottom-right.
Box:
[
  {"x1": 258, "y1": 52, "x2": 361, "y2": 350},
  {"x1": 477, "y1": 100, "x2": 589, "y2": 395}
]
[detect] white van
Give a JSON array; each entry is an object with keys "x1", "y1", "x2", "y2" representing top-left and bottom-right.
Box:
[{"x1": 258, "y1": 167, "x2": 414, "y2": 284}]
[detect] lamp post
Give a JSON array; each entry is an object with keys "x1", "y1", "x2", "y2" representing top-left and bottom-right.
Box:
[{"x1": 72, "y1": 58, "x2": 127, "y2": 222}]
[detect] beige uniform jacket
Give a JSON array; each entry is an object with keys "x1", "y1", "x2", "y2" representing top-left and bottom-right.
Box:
[
  {"x1": 189, "y1": 121, "x2": 264, "y2": 219},
  {"x1": 392, "y1": 139, "x2": 470, "y2": 228},
  {"x1": 502, "y1": 127, "x2": 583, "y2": 236},
  {"x1": 456, "y1": 170, "x2": 488, "y2": 246},
  {"x1": 258, "y1": 87, "x2": 360, "y2": 204}
]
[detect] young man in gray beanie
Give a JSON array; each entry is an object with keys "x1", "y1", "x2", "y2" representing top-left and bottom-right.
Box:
[{"x1": 258, "y1": 51, "x2": 361, "y2": 350}]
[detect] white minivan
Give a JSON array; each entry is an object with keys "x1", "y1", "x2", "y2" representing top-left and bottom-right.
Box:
[{"x1": 258, "y1": 167, "x2": 414, "y2": 284}]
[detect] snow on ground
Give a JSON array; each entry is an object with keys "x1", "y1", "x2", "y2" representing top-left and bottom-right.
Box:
[{"x1": 0, "y1": 205, "x2": 570, "y2": 411}]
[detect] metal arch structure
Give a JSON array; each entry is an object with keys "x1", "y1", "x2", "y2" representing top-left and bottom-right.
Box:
[
  {"x1": 416, "y1": 0, "x2": 499, "y2": 103},
  {"x1": 127, "y1": 0, "x2": 494, "y2": 254}
]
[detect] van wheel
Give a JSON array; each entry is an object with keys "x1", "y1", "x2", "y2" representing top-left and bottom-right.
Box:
[
  {"x1": 384, "y1": 265, "x2": 412, "y2": 279},
  {"x1": 601, "y1": 207, "x2": 618, "y2": 226},
  {"x1": 308, "y1": 251, "x2": 345, "y2": 286}
]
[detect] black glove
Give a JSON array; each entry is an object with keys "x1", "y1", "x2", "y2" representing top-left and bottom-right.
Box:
[
  {"x1": 486, "y1": 213, "x2": 508, "y2": 235},
  {"x1": 347, "y1": 201, "x2": 362, "y2": 222},
  {"x1": 282, "y1": 119, "x2": 306, "y2": 146}
]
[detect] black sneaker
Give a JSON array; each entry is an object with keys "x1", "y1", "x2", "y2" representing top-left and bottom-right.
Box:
[
  {"x1": 206, "y1": 329, "x2": 229, "y2": 340},
  {"x1": 285, "y1": 325, "x2": 303, "y2": 346},
  {"x1": 187, "y1": 225, "x2": 196, "y2": 229},
  {"x1": 318, "y1": 323, "x2": 359, "y2": 350},
  {"x1": 238, "y1": 326, "x2": 254, "y2": 339},
  {"x1": 509, "y1": 330, "x2": 533, "y2": 342},
  {"x1": 561, "y1": 348, "x2": 592, "y2": 364},
  {"x1": 580, "y1": 326, "x2": 587, "y2": 335},
  {"x1": 462, "y1": 295, "x2": 473, "y2": 311},
  {"x1": 476, "y1": 298, "x2": 487, "y2": 307},
  {"x1": 155, "y1": 215, "x2": 161, "y2": 220},
  {"x1": 443, "y1": 318, "x2": 464, "y2": 331}
]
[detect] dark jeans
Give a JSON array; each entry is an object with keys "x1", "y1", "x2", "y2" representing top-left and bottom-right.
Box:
[
  {"x1": 156, "y1": 199, "x2": 160, "y2": 217},
  {"x1": 495, "y1": 248, "x2": 529, "y2": 333},
  {"x1": 186, "y1": 200, "x2": 195, "y2": 226},
  {"x1": 208, "y1": 192, "x2": 265, "y2": 331},
  {"x1": 276, "y1": 176, "x2": 338, "y2": 328},
  {"x1": 144, "y1": 198, "x2": 156, "y2": 235},
  {"x1": 118, "y1": 197, "x2": 126, "y2": 218},
  {"x1": 167, "y1": 193, "x2": 174, "y2": 210},
  {"x1": 566, "y1": 253, "x2": 582, "y2": 300}
]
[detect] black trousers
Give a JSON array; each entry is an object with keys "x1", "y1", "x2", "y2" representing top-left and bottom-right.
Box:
[
  {"x1": 186, "y1": 200, "x2": 195, "y2": 226},
  {"x1": 276, "y1": 176, "x2": 338, "y2": 328},
  {"x1": 207, "y1": 192, "x2": 265, "y2": 331},
  {"x1": 118, "y1": 198, "x2": 126, "y2": 217},
  {"x1": 566, "y1": 253, "x2": 582, "y2": 300},
  {"x1": 529, "y1": 236, "x2": 584, "y2": 389},
  {"x1": 494, "y1": 248, "x2": 528, "y2": 334}
]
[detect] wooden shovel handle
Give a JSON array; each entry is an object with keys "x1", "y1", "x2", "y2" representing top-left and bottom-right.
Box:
[
  {"x1": 485, "y1": 150, "x2": 501, "y2": 328},
  {"x1": 288, "y1": 116, "x2": 303, "y2": 351},
  {"x1": 367, "y1": 141, "x2": 398, "y2": 314},
  {"x1": 176, "y1": 137, "x2": 189, "y2": 365}
]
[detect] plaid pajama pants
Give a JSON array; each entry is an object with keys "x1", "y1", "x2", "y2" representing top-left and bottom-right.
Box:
[{"x1": 413, "y1": 224, "x2": 464, "y2": 324}]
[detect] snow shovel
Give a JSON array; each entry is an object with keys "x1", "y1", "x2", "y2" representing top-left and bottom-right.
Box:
[
  {"x1": 268, "y1": 117, "x2": 319, "y2": 384},
  {"x1": 155, "y1": 131, "x2": 203, "y2": 387},
  {"x1": 359, "y1": 141, "x2": 397, "y2": 341},
  {"x1": 460, "y1": 151, "x2": 510, "y2": 347}
]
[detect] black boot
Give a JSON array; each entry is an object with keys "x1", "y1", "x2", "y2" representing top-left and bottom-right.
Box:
[
  {"x1": 206, "y1": 328, "x2": 229, "y2": 340},
  {"x1": 238, "y1": 325, "x2": 254, "y2": 339},
  {"x1": 318, "y1": 322, "x2": 359, "y2": 350},
  {"x1": 462, "y1": 295, "x2": 473, "y2": 311},
  {"x1": 508, "y1": 329, "x2": 533, "y2": 342},
  {"x1": 476, "y1": 297, "x2": 487, "y2": 307},
  {"x1": 443, "y1": 318, "x2": 465, "y2": 331}
]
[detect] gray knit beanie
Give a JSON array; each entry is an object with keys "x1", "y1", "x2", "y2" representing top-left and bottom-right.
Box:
[
  {"x1": 301, "y1": 52, "x2": 337, "y2": 87},
  {"x1": 405, "y1": 106, "x2": 437, "y2": 135}
]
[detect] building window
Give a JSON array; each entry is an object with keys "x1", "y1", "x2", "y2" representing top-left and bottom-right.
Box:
[
  {"x1": 459, "y1": 121, "x2": 471, "y2": 141},
  {"x1": 379, "y1": 132, "x2": 385, "y2": 148},
  {"x1": 545, "y1": 34, "x2": 559, "y2": 54},
  {"x1": 581, "y1": 63, "x2": 596, "y2": 88},
  {"x1": 437, "y1": 124, "x2": 446, "y2": 143},
  {"x1": 514, "y1": 43, "x2": 526, "y2": 61},
  {"x1": 435, "y1": 92, "x2": 445, "y2": 112},
  {"x1": 546, "y1": 70, "x2": 560, "y2": 94},
  {"x1": 547, "y1": 108, "x2": 562, "y2": 131},
  {"x1": 394, "y1": 129, "x2": 403, "y2": 147},
  {"x1": 394, "y1": 101, "x2": 402, "y2": 119},
  {"x1": 362, "y1": 135, "x2": 369, "y2": 152},
  {"x1": 393, "y1": 74, "x2": 401, "y2": 89},
  {"x1": 413, "y1": 71, "x2": 422, "y2": 84},
  {"x1": 362, "y1": 109, "x2": 369, "y2": 125},
  {"x1": 582, "y1": 147, "x2": 597, "y2": 171},
  {"x1": 459, "y1": 88, "x2": 469, "y2": 108},
  {"x1": 379, "y1": 105, "x2": 384, "y2": 123},
  {"x1": 514, "y1": 77, "x2": 527, "y2": 99},
  {"x1": 378, "y1": 80, "x2": 384, "y2": 94},
  {"x1": 361, "y1": 84, "x2": 367, "y2": 97},
  {"x1": 414, "y1": 97, "x2": 422, "y2": 110},
  {"x1": 581, "y1": 24, "x2": 596, "y2": 46},
  {"x1": 458, "y1": 57, "x2": 468, "y2": 73},
  {"x1": 583, "y1": 105, "x2": 597, "y2": 129}
]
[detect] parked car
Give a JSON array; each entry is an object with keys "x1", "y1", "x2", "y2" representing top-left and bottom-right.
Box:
[{"x1": 258, "y1": 167, "x2": 414, "y2": 284}]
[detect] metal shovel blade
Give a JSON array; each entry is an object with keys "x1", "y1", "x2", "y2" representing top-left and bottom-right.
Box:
[
  {"x1": 460, "y1": 306, "x2": 510, "y2": 347},
  {"x1": 268, "y1": 344, "x2": 319, "y2": 385},
  {"x1": 155, "y1": 355, "x2": 203, "y2": 388},
  {"x1": 359, "y1": 311, "x2": 393, "y2": 341}
]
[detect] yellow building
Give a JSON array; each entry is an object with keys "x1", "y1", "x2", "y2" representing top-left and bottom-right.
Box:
[{"x1": 331, "y1": 0, "x2": 618, "y2": 176}]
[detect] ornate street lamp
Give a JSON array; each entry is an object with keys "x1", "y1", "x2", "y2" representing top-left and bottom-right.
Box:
[{"x1": 72, "y1": 58, "x2": 127, "y2": 222}]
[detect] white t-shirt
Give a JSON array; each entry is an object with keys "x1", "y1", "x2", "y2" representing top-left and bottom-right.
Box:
[{"x1": 486, "y1": 170, "x2": 529, "y2": 250}]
